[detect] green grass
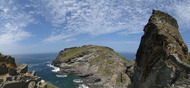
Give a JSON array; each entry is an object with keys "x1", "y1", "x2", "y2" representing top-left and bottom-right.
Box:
[
  {"x1": 166, "y1": 28, "x2": 170, "y2": 32},
  {"x1": 60, "y1": 47, "x2": 85, "y2": 61},
  {"x1": 107, "y1": 59, "x2": 114, "y2": 64},
  {"x1": 104, "y1": 69, "x2": 111, "y2": 75},
  {"x1": 90, "y1": 56, "x2": 103, "y2": 63}
]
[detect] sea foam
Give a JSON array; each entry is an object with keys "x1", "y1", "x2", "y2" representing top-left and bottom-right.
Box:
[
  {"x1": 47, "y1": 64, "x2": 60, "y2": 72},
  {"x1": 78, "y1": 84, "x2": 89, "y2": 88},
  {"x1": 56, "y1": 74, "x2": 67, "y2": 78}
]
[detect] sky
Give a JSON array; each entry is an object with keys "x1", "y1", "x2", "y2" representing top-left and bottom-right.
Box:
[{"x1": 0, "y1": 0, "x2": 190, "y2": 55}]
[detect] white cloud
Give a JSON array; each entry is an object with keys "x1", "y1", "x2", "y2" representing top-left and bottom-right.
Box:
[
  {"x1": 37, "y1": 0, "x2": 190, "y2": 42},
  {"x1": 64, "y1": 38, "x2": 76, "y2": 43},
  {"x1": 39, "y1": 0, "x2": 190, "y2": 42},
  {"x1": 43, "y1": 33, "x2": 74, "y2": 42},
  {"x1": 1, "y1": 0, "x2": 190, "y2": 54},
  {"x1": 173, "y1": 1, "x2": 190, "y2": 29},
  {"x1": 0, "y1": 0, "x2": 34, "y2": 54}
]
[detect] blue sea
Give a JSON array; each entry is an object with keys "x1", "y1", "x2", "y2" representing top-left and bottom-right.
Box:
[{"x1": 12, "y1": 52, "x2": 135, "y2": 88}]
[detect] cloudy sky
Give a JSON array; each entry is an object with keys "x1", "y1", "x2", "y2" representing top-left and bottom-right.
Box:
[{"x1": 0, "y1": 0, "x2": 190, "y2": 55}]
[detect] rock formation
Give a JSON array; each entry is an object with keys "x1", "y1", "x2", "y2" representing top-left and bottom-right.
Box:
[
  {"x1": 52, "y1": 45, "x2": 131, "y2": 88},
  {"x1": 131, "y1": 10, "x2": 190, "y2": 88},
  {"x1": 0, "y1": 53, "x2": 56, "y2": 88},
  {"x1": 51, "y1": 10, "x2": 190, "y2": 88}
]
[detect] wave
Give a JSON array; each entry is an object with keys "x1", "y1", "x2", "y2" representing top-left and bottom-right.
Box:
[
  {"x1": 29, "y1": 63, "x2": 40, "y2": 68},
  {"x1": 46, "y1": 64, "x2": 60, "y2": 73},
  {"x1": 78, "y1": 84, "x2": 89, "y2": 88},
  {"x1": 56, "y1": 74, "x2": 67, "y2": 78},
  {"x1": 73, "y1": 79, "x2": 83, "y2": 83}
]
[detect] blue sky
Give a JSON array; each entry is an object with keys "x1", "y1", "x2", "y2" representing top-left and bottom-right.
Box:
[{"x1": 0, "y1": 0, "x2": 190, "y2": 55}]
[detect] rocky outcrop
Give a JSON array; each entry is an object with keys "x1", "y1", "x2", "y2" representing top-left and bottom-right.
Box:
[
  {"x1": 131, "y1": 10, "x2": 190, "y2": 88},
  {"x1": 52, "y1": 45, "x2": 131, "y2": 88},
  {"x1": 0, "y1": 53, "x2": 56, "y2": 88},
  {"x1": 18, "y1": 64, "x2": 28, "y2": 73}
]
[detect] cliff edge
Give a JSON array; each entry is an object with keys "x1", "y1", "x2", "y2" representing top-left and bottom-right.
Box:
[
  {"x1": 52, "y1": 45, "x2": 130, "y2": 88},
  {"x1": 131, "y1": 10, "x2": 190, "y2": 88}
]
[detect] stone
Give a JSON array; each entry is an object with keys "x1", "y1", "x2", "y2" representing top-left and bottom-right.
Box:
[
  {"x1": 28, "y1": 81, "x2": 36, "y2": 88},
  {"x1": 18, "y1": 64, "x2": 28, "y2": 73},
  {"x1": 2, "y1": 81, "x2": 27, "y2": 88},
  {"x1": 0, "y1": 53, "x2": 57, "y2": 88},
  {"x1": 5, "y1": 76, "x2": 12, "y2": 81},
  {"x1": 8, "y1": 68, "x2": 17, "y2": 76},
  {"x1": 31, "y1": 70, "x2": 36, "y2": 76},
  {"x1": 0, "y1": 64, "x2": 8, "y2": 75}
]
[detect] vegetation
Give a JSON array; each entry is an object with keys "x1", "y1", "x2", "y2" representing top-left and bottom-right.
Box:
[
  {"x1": 46, "y1": 82, "x2": 57, "y2": 88},
  {"x1": 107, "y1": 59, "x2": 114, "y2": 64},
  {"x1": 116, "y1": 77, "x2": 122, "y2": 83},
  {"x1": 60, "y1": 47, "x2": 85, "y2": 61}
]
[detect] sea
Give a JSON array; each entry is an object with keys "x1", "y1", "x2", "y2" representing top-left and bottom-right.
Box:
[{"x1": 12, "y1": 52, "x2": 135, "y2": 88}]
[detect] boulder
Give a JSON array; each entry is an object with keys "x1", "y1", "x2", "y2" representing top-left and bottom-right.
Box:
[
  {"x1": 0, "y1": 55, "x2": 17, "y2": 68},
  {"x1": 18, "y1": 64, "x2": 28, "y2": 73},
  {"x1": 0, "y1": 64, "x2": 8, "y2": 75},
  {"x1": 5, "y1": 76, "x2": 12, "y2": 81},
  {"x1": 8, "y1": 68, "x2": 17, "y2": 76}
]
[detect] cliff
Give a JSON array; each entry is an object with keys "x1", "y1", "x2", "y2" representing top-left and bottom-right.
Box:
[
  {"x1": 131, "y1": 10, "x2": 190, "y2": 88},
  {"x1": 0, "y1": 53, "x2": 56, "y2": 88},
  {"x1": 52, "y1": 45, "x2": 131, "y2": 88},
  {"x1": 51, "y1": 10, "x2": 190, "y2": 88}
]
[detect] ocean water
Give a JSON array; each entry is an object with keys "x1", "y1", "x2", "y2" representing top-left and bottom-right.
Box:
[{"x1": 12, "y1": 52, "x2": 135, "y2": 88}]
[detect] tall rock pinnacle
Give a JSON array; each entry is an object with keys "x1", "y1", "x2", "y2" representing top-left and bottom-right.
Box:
[{"x1": 131, "y1": 10, "x2": 190, "y2": 88}]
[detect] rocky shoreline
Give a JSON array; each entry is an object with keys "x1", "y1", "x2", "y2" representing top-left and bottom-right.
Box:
[
  {"x1": 0, "y1": 53, "x2": 56, "y2": 88},
  {"x1": 52, "y1": 45, "x2": 130, "y2": 88},
  {"x1": 52, "y1": 10, "x2": 190, "y2": 88}
]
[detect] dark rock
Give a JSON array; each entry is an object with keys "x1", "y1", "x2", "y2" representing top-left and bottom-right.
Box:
[
  {"x1": 5, "y1": 76, "x2": 12, "y2": 81},
  {"x1": 132, "y1": 10, "x2": 190, "y2": 88},
  {"x1": 0, "y1": 64, "x2": 8, "y2": 75},
  {"x1": 18, "y1": 64, "x2": 28, "y2": 73},
  {"x1": 8, "y1": 68, "x2": 17, "y2": 76},
  {"x1": 2, "y1": 81, "x2": 27, "y2": 88},
  {"x1": 0, "y1": 55, "x2": 17, "y2": 68}
]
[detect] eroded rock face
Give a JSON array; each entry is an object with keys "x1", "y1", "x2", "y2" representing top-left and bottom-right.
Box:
[
  {"x1": 0, "y1": 53, "x2": 56, "y2": 88},
  {"x1": 131, "y1": 10, "x2": 190, "y2": 88},
  {"x1": 52, "y1": 45, "x2": 130, "y2": 88}
]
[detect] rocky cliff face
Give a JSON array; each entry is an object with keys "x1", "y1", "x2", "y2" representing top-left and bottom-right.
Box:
[
  {"x1": 131, "y1": 10, "x2": 190, "y2": 88},
  {"x1": 52, "y1": 45, "x2": 131, "y2": 88},
  {"x1": 0, "y1": 53, "x2": 56, "y2": 88}
]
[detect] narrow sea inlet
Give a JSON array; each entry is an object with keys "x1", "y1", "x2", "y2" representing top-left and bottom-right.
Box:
[{"x1": 12, "y1": 53, "x2": 135, "y2": 88}]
